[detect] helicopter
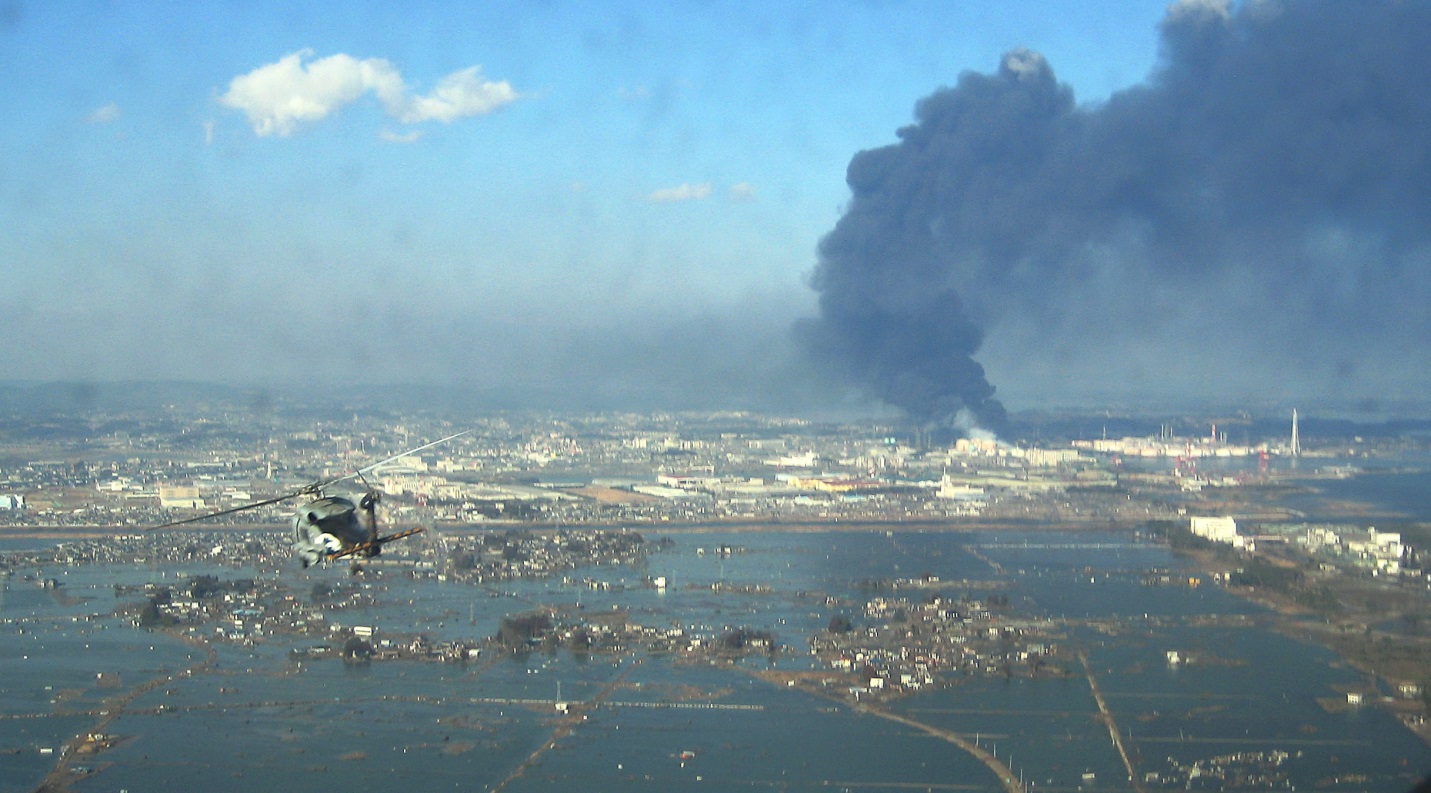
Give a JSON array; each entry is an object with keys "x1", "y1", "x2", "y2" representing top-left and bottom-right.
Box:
[{"x1": 155, "y1": 430, "x2": 470, "y2": 568}]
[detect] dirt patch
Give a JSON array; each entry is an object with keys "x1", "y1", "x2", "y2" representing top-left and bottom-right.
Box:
[
  {"x1": 442, "y1": 741, "x2": 475, "y2": 756},
  {"x1": 562, "y1": 486, "x2": 659, "y2": 504}
]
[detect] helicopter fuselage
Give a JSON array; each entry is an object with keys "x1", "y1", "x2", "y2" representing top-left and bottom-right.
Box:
[{"x1": 292, "y1": 496, "x2": 374, "y2": 568}]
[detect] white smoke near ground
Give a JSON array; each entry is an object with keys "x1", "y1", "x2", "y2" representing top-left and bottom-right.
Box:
[{"x1": 953, "y1": 408, "x2": 998, "y2": 443}]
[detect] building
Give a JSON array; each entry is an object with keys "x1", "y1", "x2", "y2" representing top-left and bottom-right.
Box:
[
  {"x1": 158, "y1": 485, "x2": 205, "y2": 510},
  {"x1": 1190, "y1": 516, "x2": 1248, "y2": 548}
]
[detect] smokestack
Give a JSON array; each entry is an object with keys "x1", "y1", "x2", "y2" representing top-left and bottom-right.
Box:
[{"x1": 1291, "y1": 409, "x2": 1300, "y2": 457}]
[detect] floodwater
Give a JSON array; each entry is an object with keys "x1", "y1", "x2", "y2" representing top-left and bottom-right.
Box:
[{"x1": 2, "y1": 518, "x2": 1429, "y2": 791}]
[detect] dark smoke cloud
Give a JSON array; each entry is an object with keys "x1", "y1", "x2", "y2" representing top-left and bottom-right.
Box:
[{"x1": 804, "y1": 0, "x2": 1431, "y2": 425}]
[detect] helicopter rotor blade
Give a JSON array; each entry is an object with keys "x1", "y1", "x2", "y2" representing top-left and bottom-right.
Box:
[
  {"x1": 148, "y1": 430, "x2": 469, "y2": 531},
  {"x1": 321, "y1": 429, "x2": 473, "y2": 487},
  {"x1": 151, "y1": 488, "x2": 310, "y2": 530}
]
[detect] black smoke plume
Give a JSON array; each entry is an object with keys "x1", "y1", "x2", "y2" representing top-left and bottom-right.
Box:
[{"x1": 804, "y1": 0, "x2": 1431, "y2": 422}]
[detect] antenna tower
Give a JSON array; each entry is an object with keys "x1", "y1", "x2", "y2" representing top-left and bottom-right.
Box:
[{"x1": 1290, "y1": 409, "x2": 1301, "y2": 457}]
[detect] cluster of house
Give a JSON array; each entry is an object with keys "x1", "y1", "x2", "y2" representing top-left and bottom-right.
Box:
[
  {"x1": 808, "y1": 589, "x2": 1063, "y2": 699},
  {"x1": 426, "y1": 528, "x2": 652, "y2": 583}
]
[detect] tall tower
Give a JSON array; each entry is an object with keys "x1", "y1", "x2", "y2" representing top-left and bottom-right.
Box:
[{"x1": 1290, "y1": 409, "x2": 1301, "y2": 457}]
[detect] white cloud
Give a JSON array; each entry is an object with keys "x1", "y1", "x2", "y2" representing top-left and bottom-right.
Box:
[
  {"x1": 647, "y1": 182, "x2": 712, "y2": 203},
  {"x1": 380, "y1": 129, "x2": 423, "y2": 144},
  {"x1": 729, "y1": 182, "x2": 757, "y2": 202},
  {"x1": 391, "y1": 66, "x2": 518, "y2": 123},
  {"x1": 203, "y1": 120, "x2": 214, "y2": 144},
  {"x1": 219, "y1": 51, "x2": 374, "y2": 136},
  {"x1": 86, "y1": 102, "x2": 120, "y2": 124},
  {"x1": 220, "y1": 50, "x2": 519, "y2": 137}
]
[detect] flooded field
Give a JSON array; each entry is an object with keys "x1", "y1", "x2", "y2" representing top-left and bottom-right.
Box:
[{"x1": 3, "y1": 528, "x2": 1428, "y2": 792}]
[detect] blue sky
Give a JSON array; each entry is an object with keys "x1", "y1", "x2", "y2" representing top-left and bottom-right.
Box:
[{"x1": 0, "y1": 1, "x2": 1174, "y2": 407}]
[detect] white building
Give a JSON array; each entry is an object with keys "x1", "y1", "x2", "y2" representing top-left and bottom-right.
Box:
[
  {"x1": 1190, "y1": 516, "x2": 1246, "y2": 547},
  {"x1": 936, "y1": 474, "x2": 986, "y2": 501},
  {"x1": 158, "y1": 485, "x2": 205, "y2": 510},
  {"x1": 764, "y1": 452, "x2": 817, "y2": 468}
]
